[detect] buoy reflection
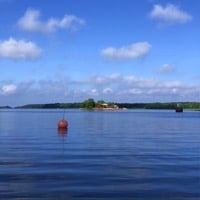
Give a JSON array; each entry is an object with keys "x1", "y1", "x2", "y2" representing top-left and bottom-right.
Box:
[
  {"x1": 57, "y1": 128, "x2": 68, "y2": 135},
  {"x1": 57, "y1": 127, "x2": 68, "y2": 158}
]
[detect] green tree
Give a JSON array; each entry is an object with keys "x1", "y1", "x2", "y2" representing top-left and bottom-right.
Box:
[
  {"x1": 81, "y1": 98, "x2": 96, "y2": 109},
  {"x1": 96, "y1": 100, "x2": 105, "y2": 105}
]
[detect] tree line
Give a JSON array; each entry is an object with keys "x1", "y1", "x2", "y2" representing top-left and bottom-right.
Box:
[{"x1": 12, "y1": 99, "x2": 200, "y2": 110}]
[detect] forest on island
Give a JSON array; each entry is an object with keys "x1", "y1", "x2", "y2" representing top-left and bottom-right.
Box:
[{"x1": 7, "y1": 99, "x2": 200, "y2": 111}]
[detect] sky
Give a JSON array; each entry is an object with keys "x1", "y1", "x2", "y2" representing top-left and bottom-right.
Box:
[{"x1": 0, "y1": 0, "x2": 200, "y2": 106}]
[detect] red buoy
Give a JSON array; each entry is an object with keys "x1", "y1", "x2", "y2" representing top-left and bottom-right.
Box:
[{"x1": 58, "y1": 119, "x2": 68, "y2": 129}]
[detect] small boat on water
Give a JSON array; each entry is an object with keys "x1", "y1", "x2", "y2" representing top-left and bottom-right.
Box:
[{"x1": 175, "y1": 104, "x2": 183, "y2": 112}]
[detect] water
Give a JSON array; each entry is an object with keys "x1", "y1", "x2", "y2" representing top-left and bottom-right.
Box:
[{"x1": 0, "y1": 109, "x2": 199, "y2": 199}]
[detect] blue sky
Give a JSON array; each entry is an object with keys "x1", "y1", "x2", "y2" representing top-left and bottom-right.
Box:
[{"x1": 0, "y1": 0, "x2": 200, "y2": 106}]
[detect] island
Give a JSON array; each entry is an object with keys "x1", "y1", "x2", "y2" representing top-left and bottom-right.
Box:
[{"x1": 3, "y1": 99, "x2": 200, "y2": 111}]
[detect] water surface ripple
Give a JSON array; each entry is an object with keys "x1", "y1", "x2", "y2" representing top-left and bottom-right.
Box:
[{"x1": 0, "y1": 109, "x2": 199, "y2": 199}]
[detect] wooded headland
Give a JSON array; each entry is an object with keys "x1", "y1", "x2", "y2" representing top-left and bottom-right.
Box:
[{"x1": 6, "y1": 100, "x2": 200, "y2": 110}]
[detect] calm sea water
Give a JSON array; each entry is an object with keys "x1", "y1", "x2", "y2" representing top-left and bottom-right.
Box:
[{"x1": 0, "y1": 109, "x2": 199, "y2": 200}]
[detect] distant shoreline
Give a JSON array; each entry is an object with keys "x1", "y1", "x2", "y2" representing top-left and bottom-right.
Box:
[{"x1": 1, "y1": 102, "x2": 200, "y2": 111}]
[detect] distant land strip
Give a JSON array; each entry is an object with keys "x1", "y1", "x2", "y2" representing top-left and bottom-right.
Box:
[{"x1": 1, "y1": 101, "x2": 200, "y2": 110}]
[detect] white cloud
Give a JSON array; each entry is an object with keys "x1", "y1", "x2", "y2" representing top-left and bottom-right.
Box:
[
  {"x1": 107, "y1": 73, "x2": 121, "y2": 80},
  {"x1": 101, "y1": 42, "x2": 151, "y2": 61},
  {"x1": 123, "y1": 76, "x2": 160, "y2": 88},
  {"x1": 1, "y1": 84, "x2": 17, "y2": 95},
  {"x1": 88, "y1": 88, "x2": 99, "y2": 96},
  {"x1": 149, "y1": 4, "x2": 192, "y2": 25},
  {"x1": 123, "y1": 76, "x2": 138, "y2": 84},
  {"x1": 128, "y1": 88, "x2": 142, "y2": 95},
  {"x1": 156, "y1": 64, "x2": 175, "y2": 74},
  {"x1": 102, "y1": 87, "x2": 113, "y2": 94},
  {"x1": 88, "y1": 73, "x2": 121, "y2": 85},
  {"x1": 0, "y1": 37, "x2": 42, "y2": 60},
  {"x1": 17, "y1": 8, "x2": 85, "y2": 33},
  {"x1": 1, "y1": 74, "x2": 200, "y2": 106}
]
